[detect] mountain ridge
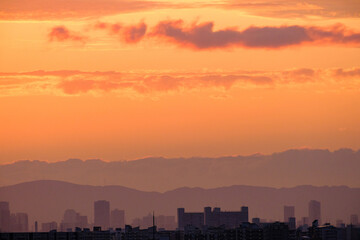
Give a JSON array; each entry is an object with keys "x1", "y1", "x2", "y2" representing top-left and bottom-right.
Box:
[
  {"x1": 0, "y1": 180, "x2": 359, "y2": 229},
  {"x1": 1, "y1": 148, "x2": 359, "y2": 191}
]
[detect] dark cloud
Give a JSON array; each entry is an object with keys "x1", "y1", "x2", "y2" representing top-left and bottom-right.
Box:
[
  {"x1": 95, "y1": 21, "x2": 147, "y2": 43},
  {"x1": 151, "y1": 20, "x2": 360, "y2": 49},
  {"x1": 48, "y1": 26, "x2": 86, "y2": 43}
]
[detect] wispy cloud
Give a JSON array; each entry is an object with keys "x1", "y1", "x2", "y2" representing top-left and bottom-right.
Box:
[
  {"x1": 0, "y1": 68, "x2": 359, "y2": 97},
  {"x1": 1, "y1": 0, "x2": 359, "y2": 20},
  {"x1": 48, "y1": 26, "x2": 87, "y2": 43},
  {"x1": 94, "y1": 21, "x2": 147, "y2": 43},
  {"x1": 0, "y1": 0, "x2": 173, "y2": 20},
  {"x1": 214, "y1": 0, "x2": 360, "y2": 19}
]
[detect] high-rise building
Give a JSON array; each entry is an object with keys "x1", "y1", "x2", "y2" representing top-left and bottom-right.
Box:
[
  {"x1": 10, "y1": 213, "x2": 28, "y2": 232},
  {"x1": 0, "y1": 202, "x2": 11, "y2": 232},
  {"x1": 283, "y1": 206, "x2": 295, "y2": 223},
  {"x1": 94, "y1": 200, "x2": 110, "y2": 230},
  {"x1": 111, "y1": 209, "x2": 125, "y2": 229},
  {"x1": 60, "y1": 209, "x2": 88, "y2": 231},
  {"x1": 309, "y1": 200, "x2": 321, "y2": 225},
  {"x1": 288, "y1": 217, "x2": 296, "y2": 230}
]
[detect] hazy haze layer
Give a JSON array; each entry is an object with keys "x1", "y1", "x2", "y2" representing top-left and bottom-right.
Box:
[{"x1": 1, "y1": 148, "x2": 359, "y2": 192}]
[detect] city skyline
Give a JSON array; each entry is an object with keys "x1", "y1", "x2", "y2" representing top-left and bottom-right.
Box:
[
  {"x1": 1, "y1": 0, "x2": 359, "y2": 238},
  {"x1": 1, "y1": 198, "x2": 359, "y2": 232},
  {"x1": 0, "y1": 180, "x2": 359, "y2": 230}
]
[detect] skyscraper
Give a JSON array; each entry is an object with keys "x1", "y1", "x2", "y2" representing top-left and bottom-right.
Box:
[
  {"x1": 284, "y1": 206, "x2": 295, "y2": 222},
  {"x1": 111, "y1": 209, "x2": 125, "y2": 229},
  {"x1": 0, "y1": 202, "x2": 10, "y2": 232},
  {"x1": 11, "y1": 213, "x2": 28, "y2": 232},
  {"x1": 94, "y1": 200, "x2": 110, "y2": 230},
  {"x1": 308, "y1": 200, "x2": 321, "y2": 225}
]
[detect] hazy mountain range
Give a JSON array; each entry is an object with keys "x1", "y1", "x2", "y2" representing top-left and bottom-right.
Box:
[
  {"x1": 0, "y1": 180, "x2": 359, "y2": 229},
  {"x1": 0, "y1": 148, "x2": 359, "y2": 192}
]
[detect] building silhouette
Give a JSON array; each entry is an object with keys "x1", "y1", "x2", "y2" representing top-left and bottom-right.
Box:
[
  {"x1": 309, "y1": 200, "x2": 321, "y2": 225},
  {"x1": 178, "y1": 206, "x2": 249, "y2": 230},
  {"x1": 60, "y1": 209, "x2": 88, "y2": 231},
  {"x1": 204, "y1": 207, "x2": 248, "y2": 228},
  {"x1": 111, "y1": 209, "x2": 125, "y2": 229},
  {"x1": 0, "y1": 202, "x2": 10, "y2": 232},
  {"x1": 283, "y1": 206, "x2": 295, "y2": 223},
  {"x1": 263, "y1": 222, "x2": 289, "y2": 240},
  {"x1": 10, "y1": 213, "x2": 28, "y2": 232},
  {"x1": 177, "y1": 208, "x2": 204, "y2": 230},
  {"x1": 252, "y1": 218, "x2": 260, "y2": 225},
  {"x1": 94, "y1": 200, "x2": 110, "y2": 230}
]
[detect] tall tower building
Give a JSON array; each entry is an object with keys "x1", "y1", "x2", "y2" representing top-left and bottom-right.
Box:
[
  {"x1": 0, "y1": 202, "x2": 11, "y2": 232},
  {"x1": 308, "y1": 200, "x2": 321, "y2": 225},
  {"x1": 284, "y1": 206, "x2": 295, "y2": 222},
  {"x1": 94, "y1": 200, "x2": 110, "y2": 230},
  {"x1": 111, "y1": 209, "x2": 125, "y2": 228}
]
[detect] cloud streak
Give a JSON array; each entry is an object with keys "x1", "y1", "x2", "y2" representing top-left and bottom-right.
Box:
[
  {"x1": 49, "y1": 21, "x2": 360, "y2": 49},
  {"x1": 0, "y1": 68, "x2": 359, "y2": 97},
  {"x1": 48, "y1": 26, "x2": 87, "y2": 43},
  {"x1": 220, "y1": 0, "x2": 360, "y2": 19},
  {"x1": 151, "y1": 21, "x2": 360, "y2": 49},
  {"x1": 1, "y1": 0, "x2": 359, "y2": 20},
  {"x1": 0, "y1": 0, "x2": 173, "y2": 20},
  {"x1": 94, "y1": 21, "x2": 147, "y2": 43}
]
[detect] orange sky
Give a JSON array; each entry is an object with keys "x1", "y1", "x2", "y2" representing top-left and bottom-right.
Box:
[{"x1": 0, "y1": 0, "x2": 359, "y2": 163}]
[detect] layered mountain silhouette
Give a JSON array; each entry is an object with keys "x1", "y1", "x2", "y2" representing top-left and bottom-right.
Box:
[
  {"x1": 0, "y1": 148, "x2": 359, "y2": 192},
  {"x1": 0, "y1": 180, "x2": 359, "y2": 227}
]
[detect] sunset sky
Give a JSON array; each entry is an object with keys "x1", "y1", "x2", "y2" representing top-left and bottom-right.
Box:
[{"x1": 0, "y1": 0, "x2": 359, "y2": 164}]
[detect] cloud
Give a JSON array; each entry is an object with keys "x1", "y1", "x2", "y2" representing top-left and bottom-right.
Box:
[
  {"x1": 49, "y1": 20, "x2": 360, "y2": 48},
  {"x1": 122, "y1": 22, "x2": 147, "y2": 43},
  {"x1": 151, "y1": 20, "x2": 360, "y2": 49},
  {"x1": 94, "y1": 21, "x2": 147, "y2": 43},
  {"x1": 0, "y1": 0, "x2": 173, "y2": 20},
  {"x1": 1, "y1": 68, "x2": 359, "y2": 96},
  {"x1": 48, "y1": 26, "x2": 86, "y2": 43},
  {"x1": 219, "y1": 0, "x2": 360, "y2": 19},
  {"x1": 333, "y1": 68, "x2": 360, "y2": 78},
  {"x1": 1, "y1": 0, "x2": 359, "y2": 21},
  {"x1": 281, "y1": 68, "x2": 317, "y2": 83}
]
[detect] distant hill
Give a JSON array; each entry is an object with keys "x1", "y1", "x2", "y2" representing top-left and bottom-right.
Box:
[
  {"x1": 0, "y1": 180, "x2": 359, "y2": 229},
  {"x1": 0, "y1": 148, "x2": 359, "y2": 191}
]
